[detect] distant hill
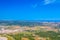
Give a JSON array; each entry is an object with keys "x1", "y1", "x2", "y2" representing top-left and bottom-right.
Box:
[{"x1": 0, "y1": 20, "x2": 60, "y2": 27}]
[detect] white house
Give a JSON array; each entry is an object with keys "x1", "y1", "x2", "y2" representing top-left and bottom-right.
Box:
[{"x1": 0, "y1": 37, "x2": 8, "y2": 40}]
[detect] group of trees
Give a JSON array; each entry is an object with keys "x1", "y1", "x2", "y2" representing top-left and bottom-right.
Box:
[
  {"x1": 35, "y1": 31, "x2": 60, "y2": 40},
  {"x1": 6, "y1": 31, "x2": 60, "y2": 40},
  {"x1": 0, "y1": 31, "x2": 60, "y2": 40}
]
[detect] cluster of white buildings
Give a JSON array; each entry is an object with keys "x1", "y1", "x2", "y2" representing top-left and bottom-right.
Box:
[
  {"x1": 0, "y1": 28, "x2": 23, "y2": 34},
  {"x1": 0, "y1": 37, "x2": 8, "y2": 40},
  {"x1": 0, "y1": 25, "x2": 59, "y2": 34}
]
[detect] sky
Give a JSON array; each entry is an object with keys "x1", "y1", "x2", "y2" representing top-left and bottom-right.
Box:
[{"x1": 0, "y1": 0, "x2": 60, "y2": 20}]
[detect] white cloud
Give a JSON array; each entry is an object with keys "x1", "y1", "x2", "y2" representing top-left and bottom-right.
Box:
[
  {"x1": 31, "y1": 0, "x2": 57, "y2": 8},
  {"x1": 44, "y1": 0, "x2": 56, "y2": 5}
]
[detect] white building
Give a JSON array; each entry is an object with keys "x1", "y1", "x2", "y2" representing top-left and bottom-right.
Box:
[{"x1": 0, "y1": 37, "x2": 8, "y2": 40}]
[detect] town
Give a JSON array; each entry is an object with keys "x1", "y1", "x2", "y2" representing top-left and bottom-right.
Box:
[{"x1": 0, "y1": 21, "x2": 60, "y2": 40}]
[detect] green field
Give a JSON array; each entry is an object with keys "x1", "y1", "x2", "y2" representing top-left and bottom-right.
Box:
[{"x1": 0, "y1": 31, "x2": 60, "y2": 40}]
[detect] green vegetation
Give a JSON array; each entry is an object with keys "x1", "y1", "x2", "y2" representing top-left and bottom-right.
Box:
[
  {"x1": 0, "y1": 31, "x2": 60, "y2": 40},
  {"x1": 0, "y1": 34, "x2": 15, "y2": 40}
]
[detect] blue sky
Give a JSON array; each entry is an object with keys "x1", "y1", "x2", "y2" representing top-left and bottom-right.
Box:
[{"x1": 0, "y1": 0, "x2": 60, "y2": 20}]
